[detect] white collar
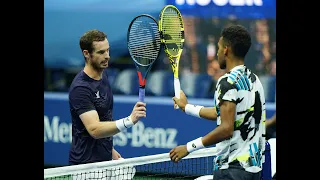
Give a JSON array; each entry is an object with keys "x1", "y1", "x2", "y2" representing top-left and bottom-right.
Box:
[{"x1": 230, "y1": 64, "x2": 245, "y2": 72}]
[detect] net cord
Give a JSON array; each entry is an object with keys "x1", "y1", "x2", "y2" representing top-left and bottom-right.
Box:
[{"x1": 44, "y1": 147, "x2": 218, "y2": 178}]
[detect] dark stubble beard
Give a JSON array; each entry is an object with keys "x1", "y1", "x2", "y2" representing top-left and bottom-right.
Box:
[
  {"x1": 219, "y1": 60, "x2": 226, "y2": 70},
  {"x1": 90, "y1": 59, "x2": 105, "y2": 73}
]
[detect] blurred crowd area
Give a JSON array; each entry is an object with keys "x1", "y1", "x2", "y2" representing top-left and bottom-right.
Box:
[{"x1": 44, "y1": 17, "x2": 276, "y2": 103}]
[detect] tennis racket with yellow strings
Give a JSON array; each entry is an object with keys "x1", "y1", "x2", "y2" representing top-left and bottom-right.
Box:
[{"x1": 158, "y1": 5, "x2": 185, "y2": 109}]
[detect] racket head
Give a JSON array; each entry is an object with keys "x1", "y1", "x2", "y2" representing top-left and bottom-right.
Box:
[
  {"x1": 127, "y1": 14, "x2": 162, "y2": 69},
  {"x1": 158, "y1": 5, "x2": 185, "y2": 58},
  {"x1": 127, "y1": 14, "x2": 161, "y2": 91}
]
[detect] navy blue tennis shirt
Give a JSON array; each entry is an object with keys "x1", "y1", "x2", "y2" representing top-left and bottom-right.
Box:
[{"x1": 68, "y1": 70, "x2": 114, "y2": 165}]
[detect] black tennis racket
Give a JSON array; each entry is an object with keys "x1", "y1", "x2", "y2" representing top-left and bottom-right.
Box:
[{"x1": 127, "y1": 14, "x2": 162, "y2": 102}]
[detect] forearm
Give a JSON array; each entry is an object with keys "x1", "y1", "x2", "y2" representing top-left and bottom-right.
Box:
[
  {"x1": 88, "y1": 121, "x2": 120, "y2": 139},
  {"x1": 185, "y1": 104, "x2": 217, "y2": 120},
  {"x1": 186, "y1": 125, "x2": 232, "y2": 153},
  {"x1": 199, "y1": 107, "x2": 217, "y2": 120},
  {"x1": 266, "y1": 118, "x2": 276, "y2": 128},
  {"x1": 202, "y1": 125, "x2": 233, "y2": 146},
  {"x1": 266, "y1": 114, "x2": 276, "y2": 128},
  {"x1": 89, "y1": 116, "x2": 133, "y2": 139}
]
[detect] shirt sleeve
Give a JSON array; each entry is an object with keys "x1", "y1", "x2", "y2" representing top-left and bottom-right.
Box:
[
  {"x1": 69, "y1": 86, "x2": 96, "y2": 116},
  {"x1": 217, "y1": 77, "x2": 238, "y2": 103}
]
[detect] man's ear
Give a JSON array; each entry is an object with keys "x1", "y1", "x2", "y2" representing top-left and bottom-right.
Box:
[
  {"x1": 223, "y1": 46, "x2": 228, "y2": 56},
  {"x1": 83, "y1": 50, "x2": 90, "y2": 59}
]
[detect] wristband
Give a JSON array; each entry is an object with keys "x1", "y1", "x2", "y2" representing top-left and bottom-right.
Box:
[
  {"x1": 116, "y1": 116, "x2": 134, "y2": 132},
  {"x1": 185, "y1": 104, "x2": 203, "y2": 118},
  {"x1": 186, "y1": 137, "x2": 205, "y2": 153}
]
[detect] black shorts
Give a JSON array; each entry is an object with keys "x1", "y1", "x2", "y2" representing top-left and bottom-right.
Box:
[{"x1": 213, "y1": 166, "x2": 261, "y2": 180}]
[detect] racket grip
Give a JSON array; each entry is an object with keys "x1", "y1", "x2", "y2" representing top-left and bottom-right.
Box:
[
  {"x1": 139, "y1": 88, "x2": 145, "y2": 102},
  {"x1": 174, "y1": 78, "x2": 181, "y2": 109}
]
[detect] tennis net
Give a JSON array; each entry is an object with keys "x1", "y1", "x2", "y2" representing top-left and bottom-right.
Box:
[{"x1": 44, "y1": 147, "x2": 218, "y2": 180}]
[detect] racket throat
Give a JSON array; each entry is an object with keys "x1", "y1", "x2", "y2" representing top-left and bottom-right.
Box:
[
  {"x1": 172, "y1": 65, "x2": 179, "y2": 79},
  {"x1": 173, "y1": 67, "x2": 179, "y2": 79},
  {"x1": 137, "y1": 72, "x2": 147, "y2": 88},
  {"x1": 168, "y1": 58, "x2": 179, "y2": 78}
]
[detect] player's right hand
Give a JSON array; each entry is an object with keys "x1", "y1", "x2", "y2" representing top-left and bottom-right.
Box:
[
  {"x1": 130, "y1": 102, "x2": 147, "y2": 124},
  {"x1": 172, "y1": 90, "x2": 188, "y2": 112}
]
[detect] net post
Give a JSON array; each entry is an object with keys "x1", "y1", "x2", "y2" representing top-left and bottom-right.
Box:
[{"x1": 262, "y1": 141, "x2": 272, "y2": 180}]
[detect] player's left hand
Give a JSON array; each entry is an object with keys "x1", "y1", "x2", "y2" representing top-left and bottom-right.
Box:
[
  {"x1": 112, "y1": 148, "x2": 122, "y2": 160},
  {"x1": 169, "y1": 145, "x2": 189, "y2": 163}
]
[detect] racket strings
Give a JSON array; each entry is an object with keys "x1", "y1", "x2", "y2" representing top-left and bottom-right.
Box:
[
  {"x1": 128, "y1": 18, "x2": 161, "y2": 66},
  {"x1": 161, "y1": 9, "x2": 184, "y2": 55}
]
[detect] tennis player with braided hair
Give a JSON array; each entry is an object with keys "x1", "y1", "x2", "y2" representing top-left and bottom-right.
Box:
[
  {"x1": 68, "y1": 29, "x2": 146, "y2": 165},
  {"x1": 170, "y1": 25, "x2": 266, "y2": 180}
]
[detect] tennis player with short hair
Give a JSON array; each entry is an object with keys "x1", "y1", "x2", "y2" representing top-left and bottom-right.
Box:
[
  {"x1": 170, "y1": 25, "x2": 266, "y2": 180},
  {"x1": 68, "y1": 29, "x2": 146, "y2": 165}
]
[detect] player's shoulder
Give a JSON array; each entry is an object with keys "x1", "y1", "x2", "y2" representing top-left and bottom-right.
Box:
[
  {"x1": 248, "y1": 71, "x2": 259, "y2": 84},
  {"x1": 217, "y1": 69, "x2": 241, "y2": 86},
  {"x1": 229, "y1": 66, "x2": 259, "y2": 83},
  {"x1": 216, "y1": 73, "x2": 235, "y2": 91},
  {"x1": 242, "y1": 66, "x2": 258, "y2": 83},
  {"x1": 216, "y1": 65, "x2": 254, "y2": 90},
  {"x1": 227, "y1": 66, "x2": 247, "y2": 80},
  {"x1": 69, "y1": 71, "x2": 93, "y2": 94},
  {"x1": 216, "y1": 73, "x2": 229, "y2": 84}
]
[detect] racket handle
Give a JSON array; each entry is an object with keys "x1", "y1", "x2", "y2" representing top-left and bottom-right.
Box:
[
  {"x1": 139, "y1": 88, "x2": 145, "y2": 102},
  {"x1": 174, "y1": 78, "x2": 181, "y2": 109}
]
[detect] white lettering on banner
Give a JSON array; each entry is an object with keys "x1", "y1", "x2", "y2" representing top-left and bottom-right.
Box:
[
  {"x1": 175, "y1": 0, "x2": 263, "y2": 6},
  {"x1": 44, "y1": 116, "x2": 178, "y2": 149},
  {"x1": 113, "y1": 122, "x2": 178, "y2": 148},
  {"x1": 44, "y1": 116, "x2": 72, "y2": 143}
]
